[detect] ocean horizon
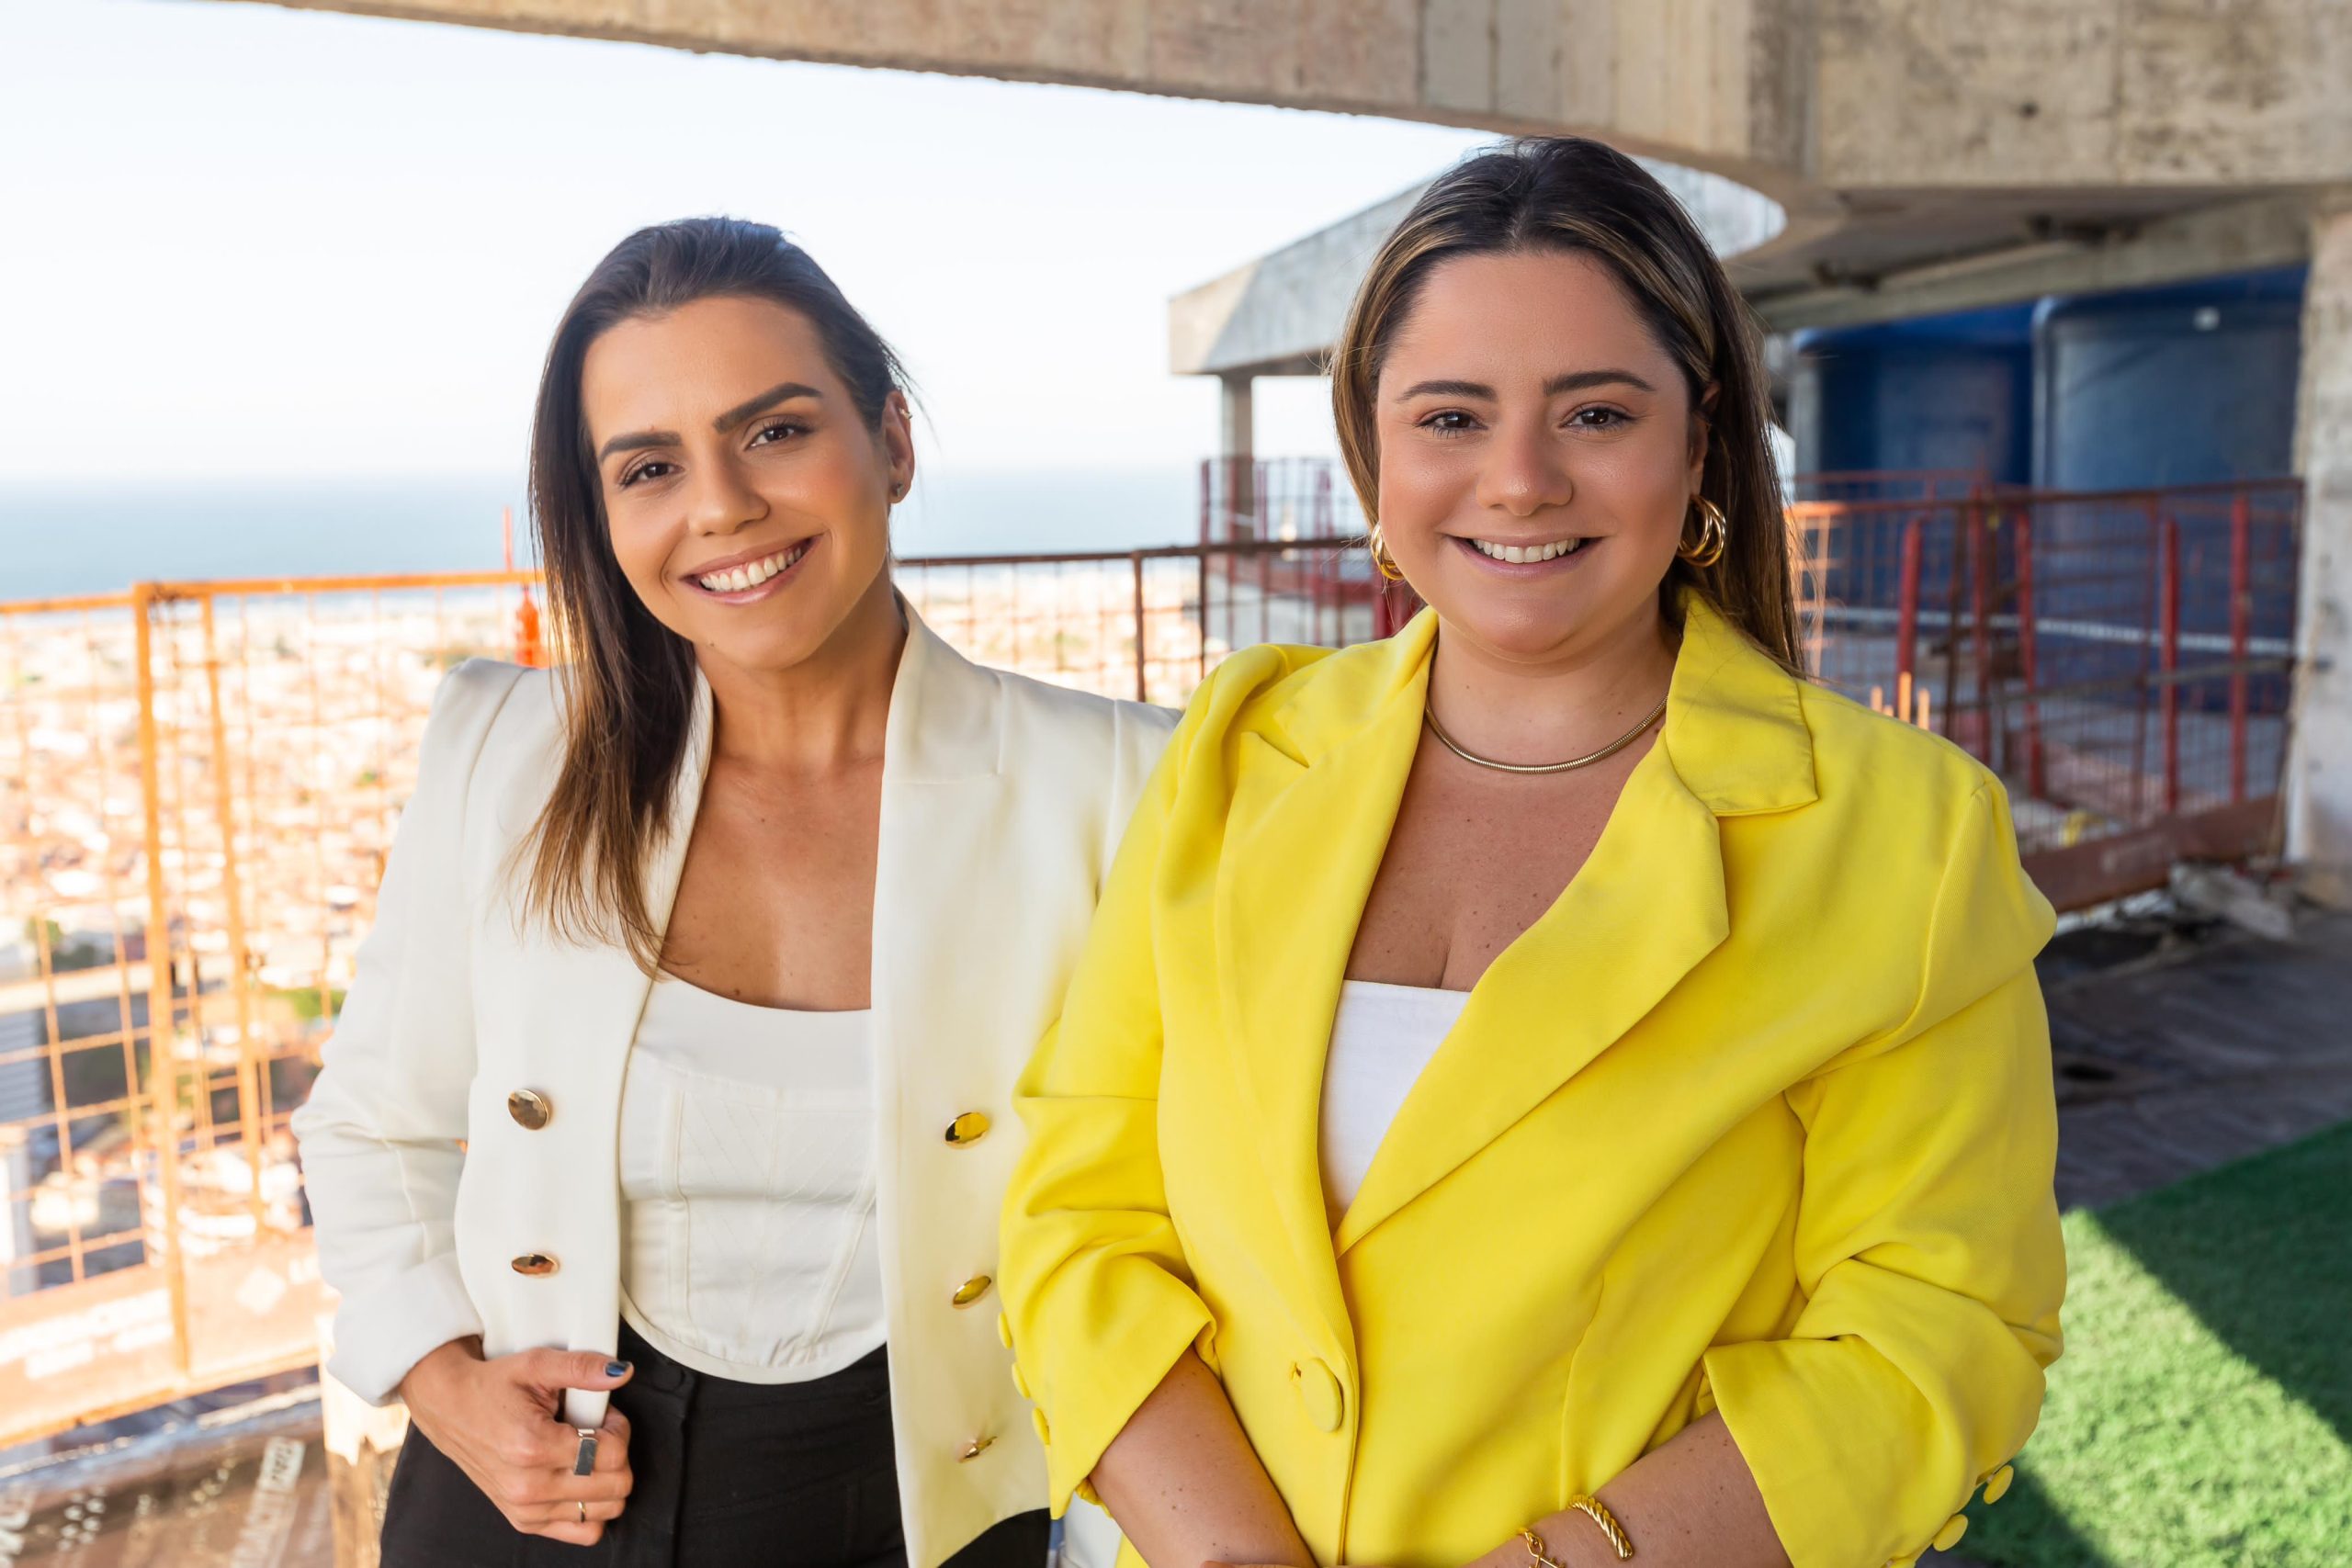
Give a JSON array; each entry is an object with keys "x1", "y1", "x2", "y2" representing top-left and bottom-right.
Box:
[{"x1": 0, "y1": 466, "x2": 1216, "y2": 602}]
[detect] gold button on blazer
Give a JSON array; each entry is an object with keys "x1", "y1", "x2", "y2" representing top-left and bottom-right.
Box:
[{"x1": 1000, "y1": 593, "x2": 2065, "y2": 1568}]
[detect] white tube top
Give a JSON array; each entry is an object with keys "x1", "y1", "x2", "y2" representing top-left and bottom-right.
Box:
[
  {"x1": 616, "y1": 976, "x2": 885, "y2": 1383},
  {"x1": 1318, "y1": 979, "x2": 1473, "y2": 1223}
]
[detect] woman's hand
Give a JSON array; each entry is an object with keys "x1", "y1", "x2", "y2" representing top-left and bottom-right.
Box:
[{"x1": 396, "y1": 1337, "x2": 637, "y2": 1544}]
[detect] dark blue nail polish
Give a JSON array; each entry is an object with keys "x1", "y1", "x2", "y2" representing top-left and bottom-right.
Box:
[{"x1": 605, "y1": 1360, "x2": 629, "y2": 1377}]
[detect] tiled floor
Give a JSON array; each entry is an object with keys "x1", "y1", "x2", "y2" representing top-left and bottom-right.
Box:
[{"x1": 2044, "y1": 908, "x2": 2352, "y2": 1212}]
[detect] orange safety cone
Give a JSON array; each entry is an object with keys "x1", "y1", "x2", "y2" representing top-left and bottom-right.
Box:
[
  {"x1": 503, "y1": 506, "x2": 548, "y2": 667},
  {"x1": 514, "y1": 590, "x2": 546, "y2": 668}
]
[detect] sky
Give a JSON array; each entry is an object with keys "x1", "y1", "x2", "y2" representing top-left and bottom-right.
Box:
[{"x1": 0, "y1": 0, "x2": 1493, "y2": 486}]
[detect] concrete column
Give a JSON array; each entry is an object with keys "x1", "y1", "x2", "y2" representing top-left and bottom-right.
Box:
[
  {"x1": 2289, "y1": 197, "x2": 2352, "y2": 906},
  {"x1": 1217, "y1": 373, "x2": 1255, "y2": 534}
]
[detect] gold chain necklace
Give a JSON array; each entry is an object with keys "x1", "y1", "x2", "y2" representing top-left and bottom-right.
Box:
[{"x1": 1422, "y1": 694, "x2": 1668, "y2": 775}]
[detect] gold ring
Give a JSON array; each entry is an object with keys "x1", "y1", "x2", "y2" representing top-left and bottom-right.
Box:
[{"x1": 577, "y1": 1500, "x2": 587, "y2": 1525}]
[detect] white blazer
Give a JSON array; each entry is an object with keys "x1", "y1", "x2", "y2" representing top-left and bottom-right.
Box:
[{"x1": 291, "y1": 604, "x2": 1172, "y2": 1568}]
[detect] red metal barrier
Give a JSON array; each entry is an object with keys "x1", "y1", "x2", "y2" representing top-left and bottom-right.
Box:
[
  {"x1": 1187, "y1": 463, "x2": 2299, "y2": 912},
  {"x1": 1793, "y1": 476, "x2": 2304, "y2": 908},
  {"x1": 1894, "y1": 514, "x2": 1924, "y2": 722},
  {"x1": 1199, "y1": 457, "x2": 1389, "y2": 654},
  {"x1": 2015, "y1": 507, "x2": 2047, "y2": 798}
]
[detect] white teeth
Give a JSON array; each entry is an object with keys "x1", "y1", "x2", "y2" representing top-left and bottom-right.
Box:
[
  {"x1": 698, "y1": 542, "x2": 807, "y2": 593},
  {"x1": 1471, "y1": 537, "x2": 1585, "y2": 563}
]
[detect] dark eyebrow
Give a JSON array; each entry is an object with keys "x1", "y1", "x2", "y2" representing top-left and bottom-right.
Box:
[
  {"x1": 713, "y1": 380, "x2": 822, "y2": 434},
  {"x1": 1546, "y1": 367, "x2": 1657, "y2": 396},
  {"x1": 594, "y1": 381, "x2": 825, "y2": 463},
  {"x1": 1393, "y1": 369, "x2": 1658, "y2": 402},
  {"x1": 596, "y1": 427, "x2": 678, "y2": 462},
  {"x1": 1395, "y1": 378, "x2": 1494, "y2": 401}
]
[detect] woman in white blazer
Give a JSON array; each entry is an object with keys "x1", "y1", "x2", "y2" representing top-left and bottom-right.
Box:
[{"x1": 290, "y1": 218, "x2": 1170, "y2": 1568}]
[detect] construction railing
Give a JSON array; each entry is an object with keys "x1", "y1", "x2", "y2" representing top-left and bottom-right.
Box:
[
  {"x1": 0, "y1": 539, "x2": 1365, "y2": 1448},
  {"x1": 1790, "y1": 478, "x2": 2304, "y2": 908},
  {"x1": 0, "y1": 572, "x2": 545, "y2": 1447},
  {"x1": 1199, "y1": 457, "x2": 1429, "y2": 644},
  {"x1": 0, "y1": 478, "x2": 2308, "y2": 1449}
]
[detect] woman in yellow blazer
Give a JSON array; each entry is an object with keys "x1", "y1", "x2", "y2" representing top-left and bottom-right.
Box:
[{"x1": 1000, "y1": 138, "x2": 2064, "y2": 1568}]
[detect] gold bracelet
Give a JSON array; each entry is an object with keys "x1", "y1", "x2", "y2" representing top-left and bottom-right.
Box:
[
  {"x1": 1520, "y1": 1528, "x2": 1567, "y2": 1568},
  {"x1": 1565, "y1": 1495, "x2": 1635, "y2": 1560}
]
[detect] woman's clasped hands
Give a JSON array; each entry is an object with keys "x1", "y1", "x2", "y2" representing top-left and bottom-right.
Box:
[{"x1": 396, "y1": 1337, "x2": 639, "y2": 1544}]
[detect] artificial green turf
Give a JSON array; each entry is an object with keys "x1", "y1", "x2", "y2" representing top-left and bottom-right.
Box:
[{"x1": 1961, "y1": 1119, "x2": 2352, "y2": 1566}]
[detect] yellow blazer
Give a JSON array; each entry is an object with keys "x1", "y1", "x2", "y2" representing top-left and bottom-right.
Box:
[{"x1": 999, "y1": 593, "x2": 2065, "y2": 1568}]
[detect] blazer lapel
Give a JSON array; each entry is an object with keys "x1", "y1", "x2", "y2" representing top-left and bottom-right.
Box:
[
  {"x1": 1331, "y1": 750, "x2": 1726, "y2": 1253},
  {"x1": 1331, "y1": 594, "x2": 1815, "y2": 1254},
  {"x1": 868, "y1": 603, "x2": 1007, "y2": 1068},
  {"x1": 1214, "y1": 621, "x2": 1434, "y2": 1352}
]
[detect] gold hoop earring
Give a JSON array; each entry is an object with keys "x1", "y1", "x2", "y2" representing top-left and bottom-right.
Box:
[
  {"x1": 1366, "y1": 522, "x2": 1404, "y2": 582},
  {"x1": 1679, "y1": 496, "x2": 1727, "y2": 569}
]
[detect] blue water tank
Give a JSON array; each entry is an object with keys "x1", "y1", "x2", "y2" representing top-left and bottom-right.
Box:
[
  {"x1": 2033, "y1": 267, "x2": 2306, "y2": 491},
  {"x1": 1791, "y1": 303, "x2": 2035, "y2": 483},
  {"x1": 2029, "y1": 267, "x2": 2306, "y2": 716}
]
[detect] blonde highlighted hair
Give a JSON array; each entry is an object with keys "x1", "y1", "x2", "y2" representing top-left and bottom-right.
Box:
[{"x1": 1329, "y1": 137, "x2": 1801, "y2": 671}]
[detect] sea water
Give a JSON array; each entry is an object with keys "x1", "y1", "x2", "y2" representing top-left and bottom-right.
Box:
[{"x1": 0, "y1": 466, "x2": 1204, "y2": 601}]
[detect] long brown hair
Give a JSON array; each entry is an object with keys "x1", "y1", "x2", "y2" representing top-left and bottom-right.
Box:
[
  {"x1": 519, "y1": 217, "x2": 908, "y2": 967},
  {"x1": 1329, "y1": 137, "x2": 1801, "y2": 671}
]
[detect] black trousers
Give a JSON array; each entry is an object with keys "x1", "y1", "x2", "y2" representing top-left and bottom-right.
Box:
[{"x1": 379, "y1": 1324, "x2": 1049, "y2": 1568}]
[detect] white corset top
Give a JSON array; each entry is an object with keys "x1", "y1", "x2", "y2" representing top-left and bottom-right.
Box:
[
  {"x1": 616, "y1": 976, "x2": 885, "y2": 1383},
  {"x1": 1318, "y1": 979, "x2": 1473, "y2": 1224}
]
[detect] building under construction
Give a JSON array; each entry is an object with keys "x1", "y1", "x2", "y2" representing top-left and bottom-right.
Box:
[{"x1": 3, "y1": 2, "x2": 2349, "y2": 1562}]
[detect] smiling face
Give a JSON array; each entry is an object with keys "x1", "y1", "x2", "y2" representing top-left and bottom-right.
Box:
[
  {"x1": 1374, "y1": 248, "x2": 1708, "y2": 669},
  {"x1": 581, "y1": 294, "x2": 912, "y2": 679}
]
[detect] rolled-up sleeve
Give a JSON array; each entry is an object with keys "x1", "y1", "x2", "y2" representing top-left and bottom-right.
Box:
[
  {"x1": 1702, "y1": 782, "x2": 2066, "y2": 1568},
  {"x1": 998, "y1": 691, "x2": 1217, "y2": 1517}
]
